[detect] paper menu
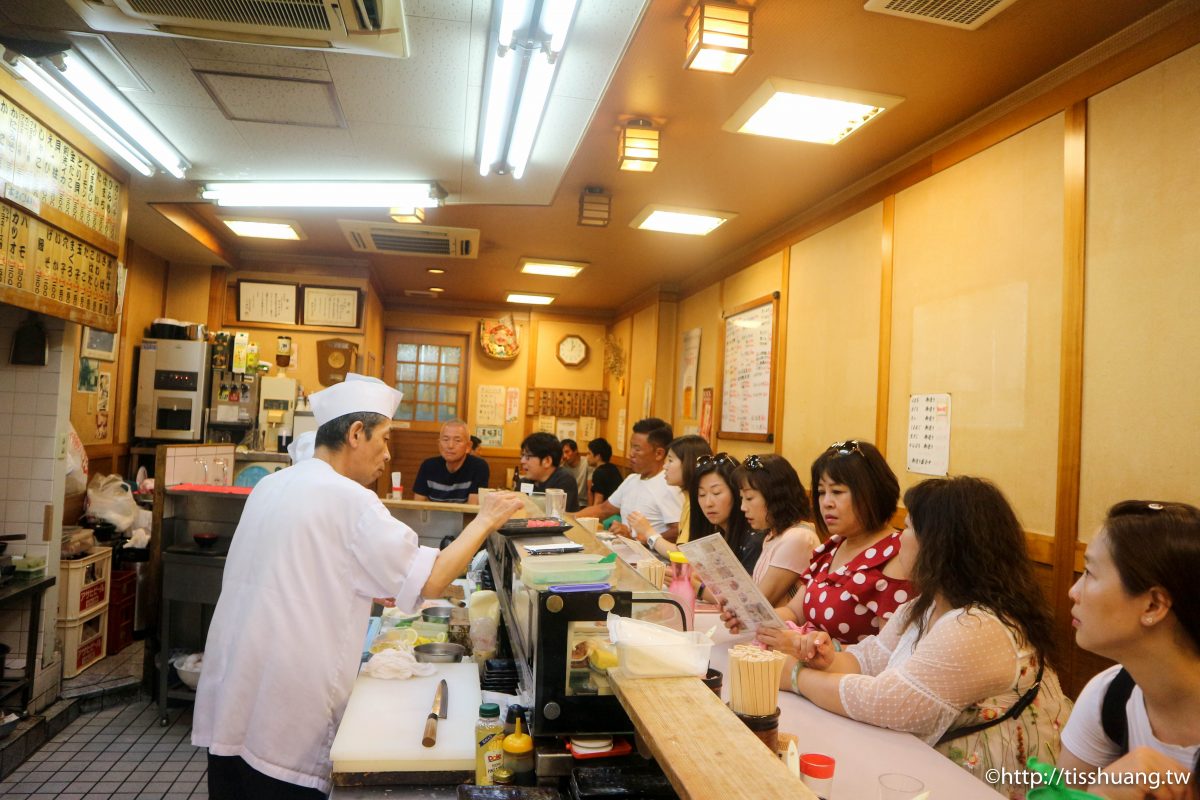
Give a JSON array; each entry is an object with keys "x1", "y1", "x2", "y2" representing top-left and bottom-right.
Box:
[{"x1": 677, "y1": 534, "x2": 783, "y2": 630}]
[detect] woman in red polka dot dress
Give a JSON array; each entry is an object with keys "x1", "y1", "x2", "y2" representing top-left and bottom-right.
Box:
[{"x1": 724, "y1": 440, "x2": 914, "y2": 645}]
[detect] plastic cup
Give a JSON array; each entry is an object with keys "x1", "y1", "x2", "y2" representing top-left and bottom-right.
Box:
[
  {"x1": 545, "y1": 488, "x2": 567, "y2": 519},
  {"x1": 576, "y1": 516, "x2": 599, "y2": 533},
  {"x1": 878, "y1": 772, "x2": 925, "y2": 800}
]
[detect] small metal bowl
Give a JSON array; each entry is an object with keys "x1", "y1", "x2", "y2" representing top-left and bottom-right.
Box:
[
  {"x1": 420, "y1": 607, "x2": 453, "y2": 624},
  {"x1": 413, "y1": 643, "x2": 465, "y2": 663}
]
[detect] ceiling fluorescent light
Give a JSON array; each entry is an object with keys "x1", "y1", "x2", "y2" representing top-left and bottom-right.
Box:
[
  {"x1": 389, "y1": 206, "x2": 426, "y2": 224},
  {"x1": 222, "y1": 219, "x2": 302, "y2": 240},
  {"x1": 685, "y1": 2, "x2": 753, "y2": 75},
  {"x1": 4, "y1": 53, "x2": 154, "y2": 177},
  {"x1": 201, "y1": 181, "x2": 445, "y2": 208},
  {"x1": 507, "y1": 292, "x2": 556, "y2": 305},
  {"x1": 477, "y1": 0, "x2": 580, "y2": 180},
  {"x1": 630, "y1": 204, "x2": 735, "y2": 236},
  {"x1": 724, "y1": 78, "x2": 904, "y2": 144},
  {"x1": 519, "y1": 258, "x2": 586, "y2": 278}
]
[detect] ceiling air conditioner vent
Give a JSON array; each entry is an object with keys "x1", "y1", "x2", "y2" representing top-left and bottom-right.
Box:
[
  {"x1": 404, "y1": 289, "x2": 439, "y2": 298},
  {"x1": 339, "y1": 220, "x2": 479, "y2": 259},
  {"x1": 863, "y1": 0, "x2": 1019, "y2": 30},
  {"x1": 64, "y1": 0, "x2": 410, "y2": 58}
]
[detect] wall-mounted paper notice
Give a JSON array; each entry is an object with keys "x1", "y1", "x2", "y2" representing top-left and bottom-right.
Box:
[
  {"x1": 476, "y1": 384, "x2": 504, "y2": 426},
  {"x1": 555, "y1": 418, "x2": 578, "y2": 442},
  {"x1": 616, "y1": 408, "x2": 627, "y2": 453},
  {"x1": 579, "y1": 416, "x2": 597, "y2": 442},
  {"x1": 505, "y1": 387, "x2": 521, "y2": 423},
  {"x1": 536, "y1": 415, "x2": 556, "y2": 434},
  {"x1": 907, "y1": 393, "x2": 952, "y2": 476},
  {"x1": 477, "y1": 425, "x2": 503, "y2": 448}
]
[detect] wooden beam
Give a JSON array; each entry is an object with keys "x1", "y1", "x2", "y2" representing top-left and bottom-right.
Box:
[
  {"x1": 773, "y1": 248, "x2": 790, "y2": 454},
  {"x1": 875, "y1": 197, "x2": 896, "y2": 455},
  {"x1": 148, "y1": 203, "x2": 239, "y2": 266}
]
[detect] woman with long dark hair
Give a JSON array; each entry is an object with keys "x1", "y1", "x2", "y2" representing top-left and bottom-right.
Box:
[
  {"x1": 688, "y1": 453, "x2": 761, "y2": 581},
  {"x1": 774, "y1": 476, "x2": 1070, "y2": 797},
  {"x1": 629, "y1": 434, "x2": 711, "y2": 557},
  {"x1": 732, "y1": 453, "x2": 819, "y2": 606},
  {"x1": 1058, "y1": 501, "x2": 1200, "y2": 800}
]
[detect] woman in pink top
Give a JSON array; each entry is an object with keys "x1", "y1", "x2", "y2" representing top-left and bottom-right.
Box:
[{"x1": 732, "y1": 454, "x2": 820, "y2": 606}]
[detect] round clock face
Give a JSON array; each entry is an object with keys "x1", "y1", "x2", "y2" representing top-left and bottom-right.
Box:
[{"x1": 557, "y1": 335, "x2": 588, "y2": 367}]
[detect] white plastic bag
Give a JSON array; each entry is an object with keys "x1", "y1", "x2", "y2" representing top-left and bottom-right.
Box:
[
  {"x1": 64, "y1": 424, "x2": 88, "y2": 495},
  {"x1": 86, "y1": 474, "x2": 138, "y2": 532}
]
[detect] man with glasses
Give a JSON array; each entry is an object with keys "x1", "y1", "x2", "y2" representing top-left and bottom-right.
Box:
[
  {"x1": 518, "y1": 432, "x2": 580, "y2": 511},
  {"x1": 413, "y1": 419, "x2": 490, "y2": 503},
  {"x1": 576, "y1": 418, "x2": 682, "y2": 542}
]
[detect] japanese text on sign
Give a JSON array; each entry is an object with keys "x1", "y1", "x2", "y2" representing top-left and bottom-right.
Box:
[{"x1": 907, "y1": 393, "x2": 952, "y2": 476}]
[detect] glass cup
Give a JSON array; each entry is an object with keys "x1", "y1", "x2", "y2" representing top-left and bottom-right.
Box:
[
  {"x1": 544, "y1": 488, "x2": 567, "y2": 520},
  {"x1": 878, "y1": 772, "x2": 925, "y2": 800},
  {"x1": 211, "y1": 458, "x2": 228, "y2": 486}
]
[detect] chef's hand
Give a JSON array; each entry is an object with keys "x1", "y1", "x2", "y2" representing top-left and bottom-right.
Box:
[
  {"x1": 477, "y1": 490, "x2": 526, "y2": 530},
  {"x1": 1090, "y1": 748, "x2": 1193, "y2": 799},
  {"x1": 372, "y1": 597, "x2": 396, "y2": 608},
  {"x1": 626, "y1": 512, "x2": 653, "y2": 544},
  {"x1": 609, "y1": 521, "x2": 633, "y2": 539},
  {"x1": 718, "y1": 597, "x2": 745, "y2": 634}
]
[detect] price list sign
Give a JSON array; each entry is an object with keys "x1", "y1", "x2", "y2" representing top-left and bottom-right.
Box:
[{"x1": 907, "y1": 393, "x2": 952, "y2": 476}]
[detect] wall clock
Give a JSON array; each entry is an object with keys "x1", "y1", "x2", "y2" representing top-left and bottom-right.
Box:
[{"x1": 556, "y1": 334, "x2": 589, "y2": 367}]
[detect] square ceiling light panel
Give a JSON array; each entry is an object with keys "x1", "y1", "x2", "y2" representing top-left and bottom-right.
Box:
[
  {"x1": 222, "y1": 218, "x2": 304, "y2": 240},
  {"x1": 507, "y1": 292, "x2": 556, "y2": 305},
  {"x1": 630, "y1": 205, "x2": 735, "y2": 236},
  {"x1": 519, "y1": 258, "x2": 587, "y2": 278},
  {"x1": 723, "y1": 78, "x2": 904, "y2": 144}
]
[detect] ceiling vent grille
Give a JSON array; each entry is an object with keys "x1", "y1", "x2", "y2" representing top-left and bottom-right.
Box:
[
  {"x1": 64, "y1": 0, "x2": 410, "y2": 58},
  {"x1": 339, "y1": 220, "x2": 479, "y2": 259},
  {"x1": 404, "y1": 289, "x2": 439, "y2": 298},
  {"x1": 863, "y1": 0, "x2": 1019, "y2": 30}
]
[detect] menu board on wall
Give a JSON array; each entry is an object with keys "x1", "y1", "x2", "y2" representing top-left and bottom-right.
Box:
[
  {"x1": 0, "y1": 86, "x2": 125, "y2": 331},
  {"x1": 718, "y1": 294, "x2": 779, "y2": 442}
]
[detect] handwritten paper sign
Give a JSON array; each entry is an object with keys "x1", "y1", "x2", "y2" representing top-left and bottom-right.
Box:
[
  {"x1": 907, "y1": 393, "x2": 952, "y2": 475},
  {"x1": 719, "y1": 297, "x2": 776, "y2": 440},
  {"x1": 476, "y1": 384, "x2": 505, "y2": 426}
]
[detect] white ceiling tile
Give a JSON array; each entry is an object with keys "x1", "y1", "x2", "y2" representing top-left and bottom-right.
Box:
[
  {"x1": 326, "y1": 15, "x2": 471, "y2": 129},
  {"x1": 197, "y1": 72, "x2": 345, "y2": 127},
  {"x1": 108, "y1": 34, "x2": 216, "y2": 108},
  {"x1": 553, "y1": 0, "x2": 650, "y2": 101},
  {"x1": 186, "y1": 59, "x2": 332, "y2": 81},
  {"x1": 174, "y1": 38, "x2": 330, "y2": 70},
  {"x1": 406, "y1": 0, "x2": 474, "y2": 23},
  {"x1": 229, "y1": 122, "x2": 362, "y2": 178},
  {"x1": 135, "y1": 105, "x2": 254, "y2": 178},
  {"x1": 348, "y1": 123, "x2": 464, "y2": 193}
]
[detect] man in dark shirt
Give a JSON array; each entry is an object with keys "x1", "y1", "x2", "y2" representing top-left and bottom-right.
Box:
[
  {"x1": 519, "y1": 432, "x2": 579, "y2": 511},
  {"x1": 413, "y1": 420, "x2": 490, "y2": 503},
  {"x1": 586, "y1": 437, "x2": 622, "y2": 506}
]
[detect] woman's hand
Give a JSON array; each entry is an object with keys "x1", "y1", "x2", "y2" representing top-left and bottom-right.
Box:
[
  {"x1": 627, "y1": 511, "x2": 654, "y2": 544},
  {"x1": 758, "y1": 629, "x2": 837, "y2": 671},
  {"x1": 476, "y1": 490, "x2": 527, "y2": 530},
  {"x1": 609, "y1": 520, "x2": 633, "y2": 539},
  {"x1": 755, "y1": 625, "x2": 805, "y2": 660},
  {"x1": 717, "y1": 597, "x2": 744, "y2": 633},
  {"x1": 1090, "y1": 748, "x2": 1193, "y2": 800}
]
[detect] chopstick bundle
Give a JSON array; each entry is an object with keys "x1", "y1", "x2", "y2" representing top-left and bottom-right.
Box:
[
  {"x1": 636, "y1": 559, "x2": 666, "y2": 588},
  {"x1": 728, "y1": 645, "x2": 785, "y2": 716}
]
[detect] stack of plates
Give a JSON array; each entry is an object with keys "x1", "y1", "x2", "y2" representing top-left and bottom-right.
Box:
[{"x1": 481, "y1": 658, "x2": 518, "y2": 694}]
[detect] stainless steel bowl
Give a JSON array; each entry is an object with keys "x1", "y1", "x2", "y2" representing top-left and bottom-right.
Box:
[
  {"x1": 420, "y1": 607, "x2": 454, "y2": 624},
  {"x1": 413, "y1": 642, "x2": 465, "y2": 663}
]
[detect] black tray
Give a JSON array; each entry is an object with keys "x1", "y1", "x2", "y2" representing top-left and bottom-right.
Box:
[
  {"x1": 498, "y1": 518, "x2": 573, "y2": 536},
  {"x1": 570, "y1": 766, "x2": 676, "y2": 799},
  {"x1": 459, "y1": 786, "x2": 562, "y2": 799}
]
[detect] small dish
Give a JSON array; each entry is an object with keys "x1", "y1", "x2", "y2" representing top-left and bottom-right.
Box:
[
  {"x1": 193, "y1": 532, "x2": 220, "y2": 549},
  {"x1": 413, "y1": 642, "x2": 465, "y2": 663}
]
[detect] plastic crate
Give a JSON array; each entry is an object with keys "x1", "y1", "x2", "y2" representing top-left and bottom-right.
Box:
[
  {"x1": 110, "y1": 569, "x2": 136, "y2": 604},
  {"x1": 59, "y1": 547, "x2": 112, "y2": 620},
  {"x1": 106, "y1": 595, "x2": 135, "y2": 657},
  {"x1": 57, "y1": 604, "x2": 108, "y2": 678}
]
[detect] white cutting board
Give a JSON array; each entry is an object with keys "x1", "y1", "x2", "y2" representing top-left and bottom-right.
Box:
[{"x1": 330, "y1": 662, "x2": 481, "y2": 773}]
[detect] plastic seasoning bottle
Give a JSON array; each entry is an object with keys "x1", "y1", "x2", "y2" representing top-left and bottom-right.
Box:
[
  {"x1": 492, "y1": 768, "x2": 515, "y2": 786},
  {"x1": 474, "y1": 702, "x2": 504, "y2": 786},
  {"x1": 667, "y1": 551, "x2": 696, "y2": 630},
  {"x1": 501, "y1": 716, "x2": 534, "y2": 786},
  {"x1": 503, "y1": 704, "x2": 524, "y2": 737},
  {"x1": 799, "y1": 752, "x2": 836, "y2": 800}
]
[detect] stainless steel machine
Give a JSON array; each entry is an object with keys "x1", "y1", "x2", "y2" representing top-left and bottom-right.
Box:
[{"x1": 134, "y1": 338, "x2": 210, "y2": 441}]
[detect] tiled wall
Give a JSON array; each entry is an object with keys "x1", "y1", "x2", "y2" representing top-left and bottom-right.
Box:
[
  {"x1": 162, "y1": 444, "x2": 236, "y2": 486},
  {"x1": 0, "y1": 305, "x2": 73, "y2": 711}
]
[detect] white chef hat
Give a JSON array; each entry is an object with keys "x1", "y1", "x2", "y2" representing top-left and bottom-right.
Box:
[
  {"x1": 287, "y1": 430, "x2": 316, "y2": 463},
  {"x1": 308, "y1": 373, "x2": 403, "y2": 427}
]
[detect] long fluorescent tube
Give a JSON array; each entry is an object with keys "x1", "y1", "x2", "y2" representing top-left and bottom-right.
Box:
[
  {"x1": 478, "y1": 46, "x2": 518, "y2": 177},
  {"x1": 201, "y1": 182, "x2": 443, "y2": 208},
  {"x1": 507, "y1": 292, "x2": 555, "y2": 305},
  {"x1": 9, "y1": 56, "x2": 154, "y2": 177},
  {"x1": 507, "y1": 52, "x2": 556, "y2": 179},
  {"x1": 52, "y1": 51, "x2": 189, "y2": 178}
]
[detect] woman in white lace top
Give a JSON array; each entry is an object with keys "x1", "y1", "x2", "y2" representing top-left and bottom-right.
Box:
[{"x1": 770, "y1": 476, "x2": 1072, "y2": 798}]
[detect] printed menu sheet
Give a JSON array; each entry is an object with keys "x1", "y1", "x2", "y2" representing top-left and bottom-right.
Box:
[
  {"x1": 907, "y1": 393, "x2": 952, "y2": 475},
  {"x1": 678, "y1": 534, "x2": 783, "y2": 630}
]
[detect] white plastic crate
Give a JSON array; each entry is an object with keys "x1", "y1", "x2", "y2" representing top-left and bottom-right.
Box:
[
  {"x1": 57, "y1": 604, "x2": 108, "y2": 678},
  {"x1": 58, "y1": 546, "x2": 112, "y2": 620}
]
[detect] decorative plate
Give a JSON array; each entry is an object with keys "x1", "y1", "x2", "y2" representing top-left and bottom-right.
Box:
[{"x1": 479, "y1": 319, "x2": 519, "y2": 360}]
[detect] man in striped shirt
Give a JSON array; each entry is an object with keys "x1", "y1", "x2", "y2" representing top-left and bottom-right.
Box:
[{"x1": 413, "y1": 419, "x2": 490, "y2": 503}]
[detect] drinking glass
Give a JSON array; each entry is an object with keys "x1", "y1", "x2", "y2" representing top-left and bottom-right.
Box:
[
  {"x1": 211, "y1": 458, "x2": 228, "y2": 486},
  {"x1": 544, "y1": 488, "x2": 567, "y2": 519},
  {"x1": 192, "y1": 457, "x2": 208, "y2": 485},
  {"x1": 878, "y1": 772, "x2": 925, "y2": 800}
]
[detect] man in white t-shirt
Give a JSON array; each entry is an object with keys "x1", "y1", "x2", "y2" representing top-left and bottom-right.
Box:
[{"x1": 575, "y1": 418, "x2": 682, "y2": 545}]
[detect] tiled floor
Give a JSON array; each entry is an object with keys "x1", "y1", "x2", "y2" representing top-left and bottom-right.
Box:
[
  {"x1": 0, "y1": 697, "x2": 208, "y2": 799},
  {"x1": 60, "y1": 642, "x2": 145, "y2": 701}
]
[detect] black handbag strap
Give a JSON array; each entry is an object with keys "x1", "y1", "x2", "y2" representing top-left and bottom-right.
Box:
[
  {"x1": 937, "y1": 662, "x2": 1045, "y2": 746},
  {"x1": 1100, "y1": 667, "x2": 1135, "y2": 757}
]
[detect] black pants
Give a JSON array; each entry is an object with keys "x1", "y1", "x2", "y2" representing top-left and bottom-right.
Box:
[{"x1": 207, "y1": 753, "x2": 328, "y2": 800}]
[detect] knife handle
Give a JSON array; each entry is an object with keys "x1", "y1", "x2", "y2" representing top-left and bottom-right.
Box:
[{"x1": 421, "y1": 713, "x2": 439, "y2": 747}]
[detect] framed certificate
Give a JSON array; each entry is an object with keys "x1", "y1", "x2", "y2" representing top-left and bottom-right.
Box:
[
  {"x1": 237, "y1": 280, "x2": 297, "y2": 325},
  {"x1": 302, "y1": 285, "x2": 361, "y2": 328}
]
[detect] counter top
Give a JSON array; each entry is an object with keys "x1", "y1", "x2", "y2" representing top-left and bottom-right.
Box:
[{"x1": 380, "y1": 499, "x2": 480, "y2": 514}]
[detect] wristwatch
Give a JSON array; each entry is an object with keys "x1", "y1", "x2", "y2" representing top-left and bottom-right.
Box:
[{"x1": 646, "y1": 534, "x2": 659, "y2": 552}]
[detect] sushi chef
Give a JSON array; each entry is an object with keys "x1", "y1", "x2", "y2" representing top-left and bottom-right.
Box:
[{"x1": 193, "y1": 374, "x2": 523, "y2": 799}]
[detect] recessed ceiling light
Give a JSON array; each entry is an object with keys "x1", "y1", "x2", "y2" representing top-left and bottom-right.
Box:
[
  {"x1": 630, "y1": 205, "x2": 735, "y2": 236},
  {"x1": 429, "y1": 287, "x2": 445, "y2": 293},
  {"x1": 221, "y1": 219, "x2": 303, "y2": 240},
  {"x1": 723, "y1": 78, "x2": 904, "y2": 144},
  {"x1": 428, "y1": 268, "x2": 445, "y2": 275},
  {"x1": 507, "y1": 292, "x2": 556, "y2": 305},
  {"x1": 519, "y1": 258, "x2": 586, "y2": 278}
]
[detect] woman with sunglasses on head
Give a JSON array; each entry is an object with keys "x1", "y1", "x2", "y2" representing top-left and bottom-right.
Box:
[
  {"x1": 688, "y1": 453, "x2": 762, "y2": 587},
  {"x1": 724, "y1": 439, "x2": 912, "y2": 645},
  {"x1": 779, "y1": 476, "x2": 1070, "y2": 798},
  {"x1": 628, "y1": 435, "x2": 712, "y2": 557},
  {"x1": 731, "y1": 453, "x2": 820, "y2": 606},
  {"x1": 1056, "y1": 501, "x2": 1200, "y2": 800}
]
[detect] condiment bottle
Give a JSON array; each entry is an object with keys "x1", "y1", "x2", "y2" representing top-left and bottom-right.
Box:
[
  {"x1": 474, "y1": 702, "x2": 504, "y2": 786},
  {"x1": 668, "y1": 551, "x2": 695, "y2": 630},
  {"x1": 492, "y1": 768, "x2": 515, "y2": 786},
  {"x1": 799, "y1": 752, "x2": 835, "y2": 800},
  {"x1": 501, "y1": 716, "x2": 534, "y2": 786},
  {"x1": 503, "y1": 704, "x2": 524, "y2": 737}
]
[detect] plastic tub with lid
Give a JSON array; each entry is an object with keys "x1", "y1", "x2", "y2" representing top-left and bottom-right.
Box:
[{"x1": 519, "y1": 554, "x2": 616, "y2": 589}]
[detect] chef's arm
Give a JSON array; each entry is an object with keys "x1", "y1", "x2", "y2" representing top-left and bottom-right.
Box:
[{"x1": 420, "y1": 492, "x2": 525, "y2": 598}]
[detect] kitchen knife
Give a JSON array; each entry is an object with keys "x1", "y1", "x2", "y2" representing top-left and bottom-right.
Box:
[{"x1": 421, "y1": 679, "x2": 448, "y2": 747}]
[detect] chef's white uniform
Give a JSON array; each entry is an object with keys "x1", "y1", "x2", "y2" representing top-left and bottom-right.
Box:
[{"x1": 192, "y1": 458, "x2": 438, "y2": 793}]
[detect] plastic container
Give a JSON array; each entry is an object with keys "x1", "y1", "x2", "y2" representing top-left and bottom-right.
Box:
[
  {"x1": 799, "y1": 752, "x2": 835, "y2": 800},
  {"x1": 520, "y1": 554, "x2": 616, "y2": 589},
  {"x1": 58, "y1": 546, "x2": 111, "y2": 620},
  {"x1": 734, "y1": 707, "x2": 779, "y2": 754},
  {"x1": 615, "y1": 630, "x2": 713, "y2": 677},
  {"x1": 667, "y1": 551, "x2": 695, "y2": 630},
  {"x1": 475, "y1": 702, "x2": 504, "y2": 786},
  {"x1": 57, "y1": 604, "x2": 108, "y2": 678},
  {"x1": 501, "y1": 717, "x2": 534, "y2": 786}
]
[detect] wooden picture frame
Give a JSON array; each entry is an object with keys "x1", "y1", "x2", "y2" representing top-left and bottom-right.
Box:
[
  {"x1": 237, "y1": 280, "x2": 297, "y2": 325},
  {"x1": 80, "y1": 326, "x2": 117, "y2": 361},
  {"x1": 302, "y1": 285, "x2": 361, "y2": 328},
  {"x1": 716, "y1": 292, "x2": 780, "y2": 443}
]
